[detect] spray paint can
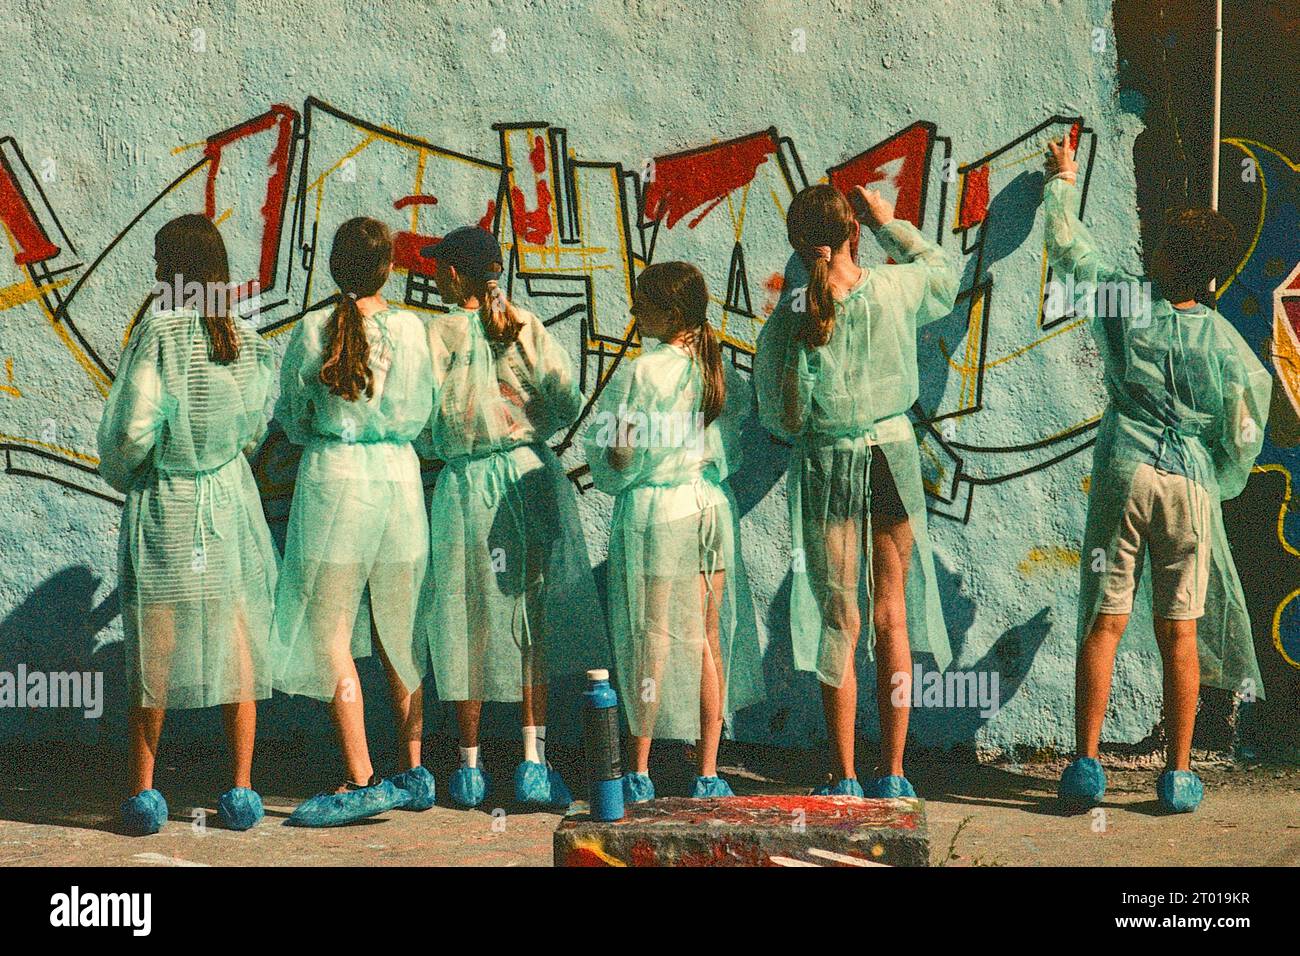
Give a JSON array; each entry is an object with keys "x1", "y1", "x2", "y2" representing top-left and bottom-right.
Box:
[{"x1": 583, "y1": 668, "x2": 624, "y2": 821}]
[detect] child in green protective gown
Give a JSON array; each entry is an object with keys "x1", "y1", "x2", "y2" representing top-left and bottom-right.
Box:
[
  {"x1": 421, "y1": 225, "x2": 603, "y2": 809},
  {"x1": 274, "y1": 217, "x2": 436, "y2": 827},
  {"x1": 1044, "y1": 138, "x2": 1270, "y2": 813},
  {"x1": 754, "y1": 184, "x2": 957, "y2": 799},
  {"x1": 584, "y1": 261, "x2": 764, "y2": 802},
  {"x1": 98, "y1": 214, "x2": 278, "y2": 835}
]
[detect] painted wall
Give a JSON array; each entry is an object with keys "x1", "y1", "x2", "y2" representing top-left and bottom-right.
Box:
[{"x1": 0, "y1": 0, "x2": 1292, "y2": 757}]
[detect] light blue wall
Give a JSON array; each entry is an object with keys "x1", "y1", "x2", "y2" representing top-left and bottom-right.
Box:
[{"x1": 0, "y1": 0, "x2": 1177, "y2": 755}]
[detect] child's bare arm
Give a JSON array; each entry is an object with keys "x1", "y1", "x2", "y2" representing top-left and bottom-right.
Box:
[{"x1": 856, "y1": 186, "x2": 957, "y2": 324}]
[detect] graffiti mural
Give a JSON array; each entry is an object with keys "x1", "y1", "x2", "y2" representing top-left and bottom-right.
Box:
[{"x1": 0, "y1": 0, "x2": 1292, "y2": 758}]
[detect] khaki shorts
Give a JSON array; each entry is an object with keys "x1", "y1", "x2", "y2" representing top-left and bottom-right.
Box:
[{"x1": 1099, "y1": 462, "x2": 1212, "y2": 620}]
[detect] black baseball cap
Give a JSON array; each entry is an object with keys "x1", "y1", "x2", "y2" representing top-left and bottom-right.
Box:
[{"x1": 422, "y1": 226, "x2": 503, "y2": 281}]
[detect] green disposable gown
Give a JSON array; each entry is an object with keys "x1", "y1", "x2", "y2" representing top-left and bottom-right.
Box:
[
  {"x1": 273, "y1": 305, "x2": 433, "y2": 701},
  {"x1": 584, "y1": 339, "x2": 765, "y2": 740},
  {"x1": 753, "y1": 219, "x2": 957, "y2": 688},
  {"x1": 97, "y1": 308, "x2": 278, "y2": 709},
  {"x1": 423, "y1": 305, "x2": 604, "y2": 702},
  {"x1": 1043, "y1": 176, "x2": 1271, "y2": 696}
]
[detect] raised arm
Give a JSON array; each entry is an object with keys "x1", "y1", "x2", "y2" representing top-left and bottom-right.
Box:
[
  {"x1": 1041, "y1": 138, "x2": 1126, "y2": 288},
  {"x1": 97, "y1": 320, "x2": 170, "y2": 492},
  {"x1": 854, "y1": 186, "x2": 957, "y2": 326}
]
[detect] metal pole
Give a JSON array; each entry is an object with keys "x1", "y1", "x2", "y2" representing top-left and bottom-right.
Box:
[
  {"x1": 1210, "y1": 0, "x2": 1223, "y2": 211},
  {"x1": 1210, "y1": 0, "x2": 1223, "y2": 295}
]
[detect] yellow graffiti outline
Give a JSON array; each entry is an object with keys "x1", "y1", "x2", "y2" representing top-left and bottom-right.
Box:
[
  {"x1": 1253, "y1": 462, "x2": 1300, "y2": 671},
  {"x1": 1217, "y1": 140, "x2": 1299, "y2": 300}
]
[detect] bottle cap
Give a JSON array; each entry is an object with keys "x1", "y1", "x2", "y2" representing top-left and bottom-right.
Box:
[{"x1": 587, "y1": 668, "x2": 609, "y2": 681}]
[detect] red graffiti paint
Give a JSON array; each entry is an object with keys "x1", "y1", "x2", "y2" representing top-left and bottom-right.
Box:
[
  {"x1": 0, "y1": 158, "x2": 59, "y2": 267},
  {"x1": 392, "y1": 231, "x2": 437, "y2": 274},
  {"x1": 643, "y1": 130, "x2": 778, "y2": 230},
  {"x1": 958, "y1": 164, "x2": 990, "y2": 230},
  {"x1": 202, "y1": 104, "x2": 298, "y2": 300},
  {"x1": 529, "y1": 133, "x2": 548, "y2": 174},
  {"x1": 828, "y1": 121, "x2": 934, "y2": 228},
  {"x1": 1068, "y1": 122, "x2": 1082, "y2": 152},
  {"x1": 393, "y1": 194, "x2": 438, "y2": 211},
  {"x1": 1286, "y1": 298, "x2": 1300, "y2": 338},
  {"x1": 510, "y1": 179, "x2": 553, "y2": 245},
  {"x1": 478, "y1": 199, "x2": 497, "y2": 232}
]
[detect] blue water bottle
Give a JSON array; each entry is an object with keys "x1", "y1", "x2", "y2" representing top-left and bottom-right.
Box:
[{"x1": 583, "y1": 669, "x2": 624, "y2": 821}]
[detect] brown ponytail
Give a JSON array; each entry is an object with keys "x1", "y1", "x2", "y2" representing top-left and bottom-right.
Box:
[
  {"x1": 635, "y1": 261, "x2": 725, "y2": 426},
  {"x1": 319, "y1": 217, "x2": 392, "y2": 400},
  {"x1": 477, "y1": 277, "x2": 524, "y2": 345},
  {"x1": 785, "y1": 184, "x2": 857, "y2": 348},
  {"x1": 153, "y1": 214, "x2": 240, "y2": 364}
]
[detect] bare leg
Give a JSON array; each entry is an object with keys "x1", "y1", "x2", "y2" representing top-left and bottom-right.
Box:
[
  {"x1": 128, "y1": 706, "x2": 166, "y2": 795},
  {"x1": 456, "y1": 699, "x2": 483, "y2": 750},
  {"x1": 128, "y1": 604, "x2": 178, "y2": 795},
  {"x1": 330, "y1": 661, "x2": 374, "y2": 786},
  {"x1": 871, "y1": 515, "x2": 914, "y2": 778},
  {"x1": 520, "y1": 549, "x2": 548, "y2": 740},
  {"x1": 374, "y1": 626, "x2": 423, "y2": 773},
  {"x1": 1153, "y1": 617, "x2": 1199, "y2": 771},
  {"x1": 223, "y1": 611, "x2": 257, "y2": 789},
  {"x1": 629, "y1": 574, "x2": 673, "y2": 774},
  {"x1": 521, "y1": 682, "x2": 547, "y2": 733},
  {"x1": 818, "y1": 516, "x2": 861, "y2": 781},
  {"x1": 630, "y1": 735, "x2": 653, "y2": 775},
  {"x1": 696, "y1": 571, "x2": 726, "y2": 778},
  {"x1": 222, "y1": 701, "x2": 256, "y2": 789},
  {"x1": 1074, "y1": 613, "x2": 1129, "y2": 758}
]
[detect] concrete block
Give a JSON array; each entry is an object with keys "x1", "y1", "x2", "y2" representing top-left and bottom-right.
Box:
[{"x1": 554, "y1": 795, "x2": 929, "y2": 867}]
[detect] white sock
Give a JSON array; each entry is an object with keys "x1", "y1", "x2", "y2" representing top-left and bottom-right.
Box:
[
  {"x1": 523, "y1": 726, "x2": 546, "y2": 765},
  {"x1": 459, "y1": 745, "x2": 479, "y2": 770}
]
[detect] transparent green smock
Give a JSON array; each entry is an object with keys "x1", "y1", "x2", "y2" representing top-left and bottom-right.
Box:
[
  {"x1": 753, "y1": 219, "x2": 957, "y2": 688},
  {"x1": 422, "y1": 306, "x2": 604, "y2": 702},
  {"x1": 97, "y1": 308, "x2": 279, "y2": 709},
  {"x1": 583, "y1": 339, "x2": 765, "y2": 740},
  {"x1": 1043, "y1": 176, "x2": 1271, "y2": 697},
  {"x1": 272, "y1": 305, "x2": 433, "y2": 702}
]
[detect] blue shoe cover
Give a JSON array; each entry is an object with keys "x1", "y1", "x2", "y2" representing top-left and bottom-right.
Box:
[
  {"x1": 449, "y1": 766, "x2": 489, "y2": 808},
  {"x1": 513, "y1": 761, "x2": 573, "y2": 807},
  {"x1": 217, "y1": 787, "x2": 264, "y2": 831},
  {"x1": 813, "y1": 777, "x2": 865, "y2": 797},
  {"x1": 121, "y1": 789, "x2": 168, "y2": 836},
  {"x1": 1059, "y1": 757, "x2": 1107, "y2": 807},
  {"x1": 622, "y1": 771, "x2": 655, "y2": 803},
  {"x1": 1157, "y1": 770, "x2": 1203, "y2": 813},
  {"x1": 286, "y1": 778, "x2": 409, "y2": 827},
  {"x1": 690, "y1": 775, "x2": 734, "y2": 798},
  {"x1": 389, "y1": 766, "x2": 436, "y2": 811},
  {"x1": 863, "y1": 774, "x2": 917, "y2": 798}
]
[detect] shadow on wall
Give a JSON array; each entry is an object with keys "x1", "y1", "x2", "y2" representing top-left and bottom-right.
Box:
[{"x1": 0, "y1": 566, "x2": 120, "y2": 743}]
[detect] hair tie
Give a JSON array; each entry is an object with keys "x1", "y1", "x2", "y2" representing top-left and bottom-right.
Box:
[
  {"x1": 812, "y1": 245, "x2": 832, "y2": 263},
  {"x1": 346, "y1": 291, "x2": 358, "y2": 301}
]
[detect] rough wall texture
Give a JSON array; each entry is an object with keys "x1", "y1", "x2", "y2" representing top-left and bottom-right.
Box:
[{"x1": 0, "y1": 0, "x2": 1292, "y2": 757}]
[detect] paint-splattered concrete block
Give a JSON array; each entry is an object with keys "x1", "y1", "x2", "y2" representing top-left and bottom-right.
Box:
[{"x1": 554, "y1": 795, "x2": 929, "y2": 867}]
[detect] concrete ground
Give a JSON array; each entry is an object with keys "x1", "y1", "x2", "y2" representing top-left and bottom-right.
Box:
[{"x1": 1, "y1": 740, "x2": 1297, "y2": 866}]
